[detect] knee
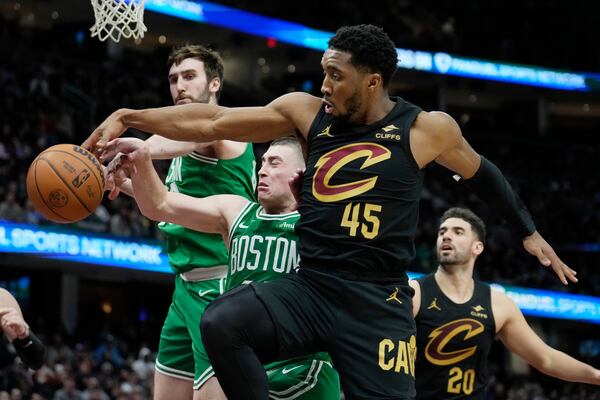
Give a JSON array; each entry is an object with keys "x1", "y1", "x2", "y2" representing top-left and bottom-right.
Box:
[{"x1": 200, "y1": 299, "x2": 231, "y2": 343}]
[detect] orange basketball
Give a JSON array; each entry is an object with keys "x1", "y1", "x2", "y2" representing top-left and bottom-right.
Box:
[{"x1": 26, "y1": 144, "x2": 106, "y2": 223}]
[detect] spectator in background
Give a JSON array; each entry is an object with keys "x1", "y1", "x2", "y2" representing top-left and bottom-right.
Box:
[
  {"x1": 94, "y1": 335, "x2": 123, "y2": 370},
  {"x1": 53, "y1": 376, "x2": 82, "y2": 400},
  {"x1": 81, "y1": 377, "x2": 110, "y2": 400},
  {"x1": 0, "y1": 192, "x2": 23, "y2": 222}
]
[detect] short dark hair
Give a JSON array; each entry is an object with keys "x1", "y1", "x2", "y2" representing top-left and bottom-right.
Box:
[
  {"x1": 168, "y1": 44, "x2": 224, "y2": 99},
  {"x1": 441, "y1": 207, "x2": 486, "y2": 243},
  {"x1": 328, "y1": 24, "x2": 398, "y2": 87}
]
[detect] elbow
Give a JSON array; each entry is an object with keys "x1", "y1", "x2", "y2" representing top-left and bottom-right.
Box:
[
  {"x1": 139, "y1": 201, "x2": 168, "y2": 223},
  {"x1": 138, "y1": 206, "x2": 159, "y2": 222},
  {"x1": 530, "y1": 352, "x2": 554, "y2": 376}
]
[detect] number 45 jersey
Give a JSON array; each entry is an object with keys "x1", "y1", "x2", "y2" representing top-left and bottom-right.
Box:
[{"x1": 298, "y1": 97, "x2": 423, "y2": 281}]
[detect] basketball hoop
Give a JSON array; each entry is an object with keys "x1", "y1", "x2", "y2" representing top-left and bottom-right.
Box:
[{"x1": 90, "y1": 0, "x2": 147, "y2": 43}]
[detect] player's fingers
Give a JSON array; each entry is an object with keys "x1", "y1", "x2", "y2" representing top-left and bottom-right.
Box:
[
  {"x1": 108, "y1": 186, "x2": 121, "y2": 201},
  {"x1": 81, "y1": 131, "x2": 99, "y2": 152},
  {"x1": 550, "y1": 254, "x2": 578, "y2": 283},
  {"x1": 99, "y1": 139, "x2": 127, "y2": 161},
  {"x1": 0, "y1": 308, "x2": 15, "y2": 317},
  {"x1": 543, "y1": 250, "x2": 568, "y2": 285}
]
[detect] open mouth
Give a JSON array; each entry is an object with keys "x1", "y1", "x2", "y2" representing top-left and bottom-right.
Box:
[
  {"x1": 322, "y1": 99, "x2": 334, "y2": 114},
  {"x1": 440, "y1": 244, "x2": 453, "y2": 251}
]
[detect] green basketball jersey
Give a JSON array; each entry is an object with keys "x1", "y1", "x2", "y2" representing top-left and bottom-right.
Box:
[
  {"x1": 159, "y1": 144, "x2": 256, "y2": 274},
  {"x1": 227, "y1": 202, "x2": 300, "y2": 289},
  {"x1": 227, "y1": 202, "x2": 330, "y2": 367}
]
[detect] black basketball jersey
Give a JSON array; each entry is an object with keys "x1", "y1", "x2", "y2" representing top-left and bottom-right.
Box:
[
  {"x1": 415, "y1": 274, "x2": 496, "y2": 400},
  {"x1": 297, "y1": 97, "x2": 423, "y2": 281}
]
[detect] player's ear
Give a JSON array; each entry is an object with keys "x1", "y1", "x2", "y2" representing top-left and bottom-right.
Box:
[
  {"x1": 209, "y1": 77, "x2": 221, "y2": 95},
  {"x1": 473, "y1": 241, "x2": 484, "y2": 256},
  {"x1": 367, "y1": 73, "x2": 382, "y2": 91}
]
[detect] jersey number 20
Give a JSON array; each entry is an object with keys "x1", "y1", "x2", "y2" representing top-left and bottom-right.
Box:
[{"x1": 447, "y1": 366, "x2": 475, "y2": 395}]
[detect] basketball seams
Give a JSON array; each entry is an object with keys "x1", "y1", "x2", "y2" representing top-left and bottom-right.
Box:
[
  {"x1": 45, "y1": 149, "x2": 104, "y2": 192},
  {"x1": 32, "y1": 158, "x2": 69, "y2": 222},
  {"x1": 38, "y1": 157, "x2": 93, "y2": 213}
]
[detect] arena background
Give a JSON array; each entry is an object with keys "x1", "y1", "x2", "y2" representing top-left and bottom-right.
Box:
[{"x1": 0, "y1": 0, "x2": 599, "y2": 398}]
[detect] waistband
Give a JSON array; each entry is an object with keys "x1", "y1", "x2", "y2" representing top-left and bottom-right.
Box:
[
  {"x1": 300, "y1": 265, "x2": 409, "y2": 284},
  {"x1": 179, "y1": 265, "x2": 227, "y2": 282}
]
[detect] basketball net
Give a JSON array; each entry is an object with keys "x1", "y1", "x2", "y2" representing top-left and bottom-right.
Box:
[{"x1": 90, "y1": 0, "x2": 147, "y2": 42}]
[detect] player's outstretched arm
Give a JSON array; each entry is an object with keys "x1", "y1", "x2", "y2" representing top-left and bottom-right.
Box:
[
  {"x1": 145, "y1": 135, "x2": 203, "y2": 160},
  {"x1": 83, "y1": 92, "x2": 320, "y2": 156},
  {"x1": 102, "y1": 135, "x2": 200, "y2": 200},
  {"x1": 494, "y1": 291, "x2": 600, "y2": 385},
  {"x1": 412, "y1": 111, "x2": 576, "y2": 285},
  {"x1": 106, "y1": 138, "x2": 248, "y2": 235}
]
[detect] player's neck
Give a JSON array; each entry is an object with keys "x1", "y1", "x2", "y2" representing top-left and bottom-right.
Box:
[
  {"x1": 435, "y1": 265, "x2": 475, "y2": 304},
  {"x1": 261, "y1": 198, "x2": 296, "y2": 215},
  {"x1": 364, "y1": 93, "x2": 395, "y2": 125}
]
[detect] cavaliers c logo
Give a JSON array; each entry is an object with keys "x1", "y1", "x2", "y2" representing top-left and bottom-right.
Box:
[
  {"x1": 424, "y1": 318, "x2": 484, "y2": 366},
  {"x1": 312, "y1": 143, "x2": 391, "y2": 202}
]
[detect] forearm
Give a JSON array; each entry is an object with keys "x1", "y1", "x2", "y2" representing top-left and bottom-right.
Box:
[
  {"x1": 12, "y1": 330, "x2": 46, "y2": 369},
  {"x1": 537, "y1": 348, "x2": 600, "y2": 385},
  {"x1": 463, "y1": 156, "x2": 535, "y2": 238},
  {"x1": 129, "y1": 149, "x2": 170, "y2": 220},
  {"x1": 120, "y1": 104, "x2": 224, "y2": 142},
  {"x1": 145, "y1": 135, "x2": 200, "y2": 160}
]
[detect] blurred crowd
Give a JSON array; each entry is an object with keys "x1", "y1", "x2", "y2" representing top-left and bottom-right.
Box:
[
  {"x1": 1, "y1": 330, "x2": 598, "y2": 399},
  {"x1": 1, "y1": 332, "x2": 154, "y2": 400}
]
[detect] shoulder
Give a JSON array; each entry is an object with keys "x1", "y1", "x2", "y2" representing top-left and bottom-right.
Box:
[
  {"x1": 269, "y1": 92, "x2": 322, "y2": 118},
  {"x1": 491, "y1": 286, "x2": 520, "y2": 330},
  {"x1": 490, "y1": 286, "x2": 517, "y2": 308},
  {"x1": 409, "y1": 279, "x2": 421, "y2": 317},
  {"x1": 413, "y1": 111, "x2": 462, "y2": 143},
  {"x1": 409, "y1": 111, "x2": 465, "y2": 168},
  {"x1": 267, "y1": 92, "x2": 323, "y2": 138},
  {"x1": 409, "y1": 279, "x2": 421, "y2": 292},
  {"x1": 208, "y1": 140, "x2": 249, "y2": 159},
  {"x1": 218, "y1": 195, "x2": 251, "y2": 219}
]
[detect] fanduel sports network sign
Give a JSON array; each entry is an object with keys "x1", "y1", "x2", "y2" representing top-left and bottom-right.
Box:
[
  {"x1": 145, "y1": 0, "x2": 600, "y2": 91},
  {"x1": 0, "y1": 221, "x2": 170, "y2": 273},
  {"x1": 408, "y1": 273, "x2": 600, "y2": 325}
]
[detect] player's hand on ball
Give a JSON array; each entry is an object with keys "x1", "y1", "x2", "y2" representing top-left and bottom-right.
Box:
[
  {"x1": 104, "y1": 155, "x2": 131, "y2": 200},
  {"x1": 82, "y1": 108, "x2": 131, "y2": 157},
  {"x1": 99, "y1": 137, "x2": 148, "y2": 163}
]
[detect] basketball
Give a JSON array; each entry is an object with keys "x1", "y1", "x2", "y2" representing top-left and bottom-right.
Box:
[{"x1": 26, "y1": 144, "x2": 106, "y2": 223}]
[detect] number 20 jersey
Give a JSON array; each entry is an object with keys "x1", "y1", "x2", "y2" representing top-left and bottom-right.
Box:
[
  {"x1": 297, "y1": 97, "x2": 423, "y2": 281},
  {"x1": 415, "y1": 274, "x2": 496, "y2": 400}
]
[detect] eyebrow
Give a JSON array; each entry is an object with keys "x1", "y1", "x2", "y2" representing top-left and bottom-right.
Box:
[
  {"x1": 168, "y1": 69, "x2": 198, "y2": 80},
  {"x1": 262, "y1": 155, "x2": 283, "y2": 163},
  {"x1": 439, "y1": 226, "x2": 466, "y2": 232},
  {"x1": 323, "y1": 64, "x2": 342, "y2": 73}
]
